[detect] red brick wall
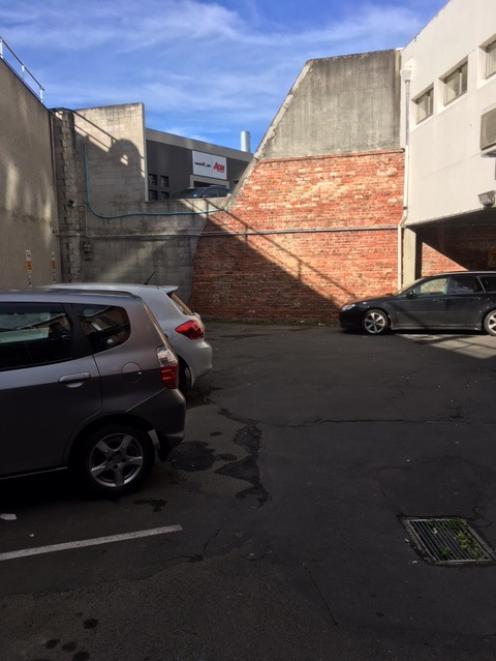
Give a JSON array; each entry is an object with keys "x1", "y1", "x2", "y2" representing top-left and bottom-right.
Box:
[
  {"x1": 191, "y1": 150, "x2": 404, "y2": 322},
  {"x1": 419, "y1": 223, "x2": 496, "y2": 276}
]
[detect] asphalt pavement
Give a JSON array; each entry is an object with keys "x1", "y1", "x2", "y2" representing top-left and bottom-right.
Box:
[{"x1": 2, "y1": 324, "x2": 496, "y2": 660}]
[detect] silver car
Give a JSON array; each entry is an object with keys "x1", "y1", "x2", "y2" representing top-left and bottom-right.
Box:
[
  {"x1": 0, "y1": 290, "x2": 185, "y2": 496},
  {"x1": 49, "y1": 283, "x2": 213, "y2": 390}
]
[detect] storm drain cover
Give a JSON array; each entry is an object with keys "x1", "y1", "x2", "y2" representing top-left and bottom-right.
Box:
[{"x1": 402, "y1": 517, "x2": 495, "y2": 565}]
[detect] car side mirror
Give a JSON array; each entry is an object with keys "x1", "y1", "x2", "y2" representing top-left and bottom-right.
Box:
[{"x1": 406, "y1": 290, "x2": 415, "y2": 299}]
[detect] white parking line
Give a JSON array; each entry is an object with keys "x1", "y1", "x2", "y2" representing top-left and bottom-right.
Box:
[{"x1": 0, "y1": 524, "x2": 183, "y2": 562}]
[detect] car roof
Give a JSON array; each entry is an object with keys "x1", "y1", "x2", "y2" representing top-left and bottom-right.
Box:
[
  {"x1": 47, "y1": 282, "x2": 178, "y2": 294},
  {"x1": 423, "y1": 271, "x2": 496, "y2": 277},
  {"x1": 0, "y1": 289, "x2": 140, "y2": 305}
]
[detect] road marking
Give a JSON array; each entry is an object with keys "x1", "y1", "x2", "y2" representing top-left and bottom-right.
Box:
[{"x1": 0, "y1": 524, "x2": 183, "y2": 562}]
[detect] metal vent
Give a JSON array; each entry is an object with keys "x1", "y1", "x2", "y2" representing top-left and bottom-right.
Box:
[
  {"x1": 481, "y1": 108, "x2": 496, "y2": 151},
  {"x1": 402, "y1": 517, "x2": 495, "y2": 565}
]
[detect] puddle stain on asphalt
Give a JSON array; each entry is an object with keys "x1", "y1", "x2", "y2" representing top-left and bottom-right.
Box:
[
  {"x1": 185, "y1": 385, "x2": 222, "y2": 409},
  {"x1": 216, "y1": 424, "x2": 269, "y2": 507},
  {"x1": 170, "y1": 441, "x2": 218, "y2": 472},
  {"x1": 169, "y1": 425, "x2": 269, "y2": 506},
  {"x1": 134, "y1": 499, "x2": 167, "y2": 513}
]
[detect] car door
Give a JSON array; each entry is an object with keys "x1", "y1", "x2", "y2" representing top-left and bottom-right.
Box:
[
  {"x1": 444, "y1": 275, "x2": 485, "y2": 328},
  {"x1": 0, "y1": 302, "x2": 101, "y2": 476},
  {"x1": 391, "y1": 276, "x2": 449, "y2": 329}
]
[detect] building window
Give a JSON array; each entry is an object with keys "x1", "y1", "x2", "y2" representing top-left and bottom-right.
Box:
[
  {"x1": 149, "y1": 189, "x2": 158, "y2": 201},
  {"x1": 148, "y1": 173, "x2": 158, "y2": 187},
  {"x1": 415, "y1": 87, "x2": 434, "y2": 123},
  {"x1": 443, "y1": 61, "x2": 468, "y2": 105},
  {"x1": 160, "y1": 191, "x2": 170, "y2": 200},
  {"x1": 486, "y1": 39, "x2": 496, "y2": 79},
  {"x1": 160, "y1": 175, "x2": 169, "y2": 188}
]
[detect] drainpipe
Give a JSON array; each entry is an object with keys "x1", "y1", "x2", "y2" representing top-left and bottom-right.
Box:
[{"x1": 398, "y1": 64, "x2": 413, "y2": 289}]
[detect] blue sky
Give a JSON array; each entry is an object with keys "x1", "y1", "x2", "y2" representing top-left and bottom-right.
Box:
[{"x1": 1, "y1": 0, "x2": 446, "y2": 150}]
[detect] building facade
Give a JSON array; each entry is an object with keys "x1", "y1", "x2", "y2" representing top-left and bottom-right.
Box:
[
  {"x1": 191, "y1": 51, "x2": 405, "y2": 322},
  {"x1": 146, "y1": 129, "x2": 251, "y2": 199},
  {"x1": 0, "y1": 48, "x2": 60, "y2": 288},
  {"x1": 401, "y1": 0, "x2": 496, "y2": 282}
]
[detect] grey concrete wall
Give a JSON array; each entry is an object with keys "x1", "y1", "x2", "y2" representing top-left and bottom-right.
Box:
[
  {"x1": 53, "y1": 106, "x2": 224, "y2": 300},
  {"x1": 259, "y1": 50, "x2": 401, "y2": 159},
  {"x1": 0, "y1": 60, "x2": 59, "y2": 287}
]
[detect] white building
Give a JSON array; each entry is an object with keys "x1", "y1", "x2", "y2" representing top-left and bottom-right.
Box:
[{"x1": 400, "y1": 0, "x2": 496, "y2": 283}]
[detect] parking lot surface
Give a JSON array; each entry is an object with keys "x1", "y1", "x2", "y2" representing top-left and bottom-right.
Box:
[{"x1": 3, "y1": 324, "x2": 496, "y2": 660}]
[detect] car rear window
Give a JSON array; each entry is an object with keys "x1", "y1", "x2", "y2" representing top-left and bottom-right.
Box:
[
  {"x1": 448, "y1": 275, "x2": 482, "y2": 294},
  {"x1": 0, "y1": 303, "x2": 73, "y2": 370},
  {"x1": 167, "y1": 292, "x2": 193, "y2": 316},
  {"x1": 480, "y1": 276, "x2": 496, "y2": 292},
  {"x1": 76, "y1": 305, "x2": 130, "y2": 354}
]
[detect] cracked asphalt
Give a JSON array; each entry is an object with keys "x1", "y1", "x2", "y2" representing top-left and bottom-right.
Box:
[{"x1": 2, "y1": 323, "x2": 496, "y2": 660}]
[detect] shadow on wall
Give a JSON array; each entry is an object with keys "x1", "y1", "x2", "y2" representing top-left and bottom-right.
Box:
[
  {"x1": 191, "y1": 152, "x2": 403, "y2": 323},
  {"x1": 191, "y1": 209, "x2": 399, "y2": 323},
  {"x1": 53, "y1": 109, "x2": 209, "y2": 298},
  {"x1": 418, "y1": 215, "x2": 496, "y2": 277},
  {"x1": 0, "y1": 59, "x2": 58, "y2": 287}
]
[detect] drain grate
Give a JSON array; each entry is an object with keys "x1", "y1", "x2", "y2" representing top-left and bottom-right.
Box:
[{"x1": 402, "y1": 517, "x2": 495, "y2": 565}]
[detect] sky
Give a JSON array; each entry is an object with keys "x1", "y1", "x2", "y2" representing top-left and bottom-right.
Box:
[{"x1": 1, "y1": 0, "x2": 447, "y2": 151}]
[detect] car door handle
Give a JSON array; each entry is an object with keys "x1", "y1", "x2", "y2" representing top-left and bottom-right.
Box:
[{"x1": 59, "y1": 372, "x2": 91, "y2": 387}]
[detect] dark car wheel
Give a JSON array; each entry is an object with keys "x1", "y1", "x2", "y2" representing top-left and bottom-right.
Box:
[
  {"x1": 179, "y1": 359, "x2": 192, "y2": 393},
  {"x1": 362, "y1": 309, "x2": 389, "y2": 335},
  {"x1": 483, "y1": 310, "x2": 496, "y2": 336},
  {"x1": 75, "y1": 424, "x2": 154, "y2": 497}
]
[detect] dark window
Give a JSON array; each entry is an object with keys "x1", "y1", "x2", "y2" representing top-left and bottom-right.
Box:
[
  {"x1": 448, "y1": 275, "x2": 482, "y2": 295},
  {"x1": 160, "y1": 191, "x2": 170, "y2": 200},
  {"x1": 480, "y1": 275, "x2": 496, "y2": 292},
  {"x1": 149, "y1": 189, "x2": 158, "y2": 201},
  {"x1": 160, "y1": 175, "x2": 169, "y2": 188},
  {"x1": 443, "y1": 62, "x2": 468, "y2": 105},
  {"x1": 0, "y1": 304, "x2": 73, "y2": 371},
  {"x1": 77, "y1": 305, "x2": 130, "y2": 354},
  {"x1": 412, "y1": 277, "x2": 449, "y2": 297},
  {"x1": 148, "y1": 173, "x2": 158, "y2": 187},
  {"x1": 415, "y1": 87, "x2": 434, "y2": 123},
  {"x1": 486, "y1": 39, "x2": 496, "y2": 79}
]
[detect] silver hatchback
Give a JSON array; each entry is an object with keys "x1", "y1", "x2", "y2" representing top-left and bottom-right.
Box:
[
  {"x1": 49, "y1": 283, "x2": 213, "y2": 390},
  {"x1": 0, "y1": 290, "x2": 185, "y2": 496}
]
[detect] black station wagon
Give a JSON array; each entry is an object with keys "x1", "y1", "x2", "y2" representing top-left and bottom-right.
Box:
[{"x1": 339, "y1": 272, "x2": 496, "y2": 336}]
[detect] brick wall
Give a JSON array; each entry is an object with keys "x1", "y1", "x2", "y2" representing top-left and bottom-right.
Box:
[
  {"x1": 191, "y1": 150, "x2": 404, "y2": 322},
  {"x1": 419, "y1": 223, "x2": 496, "y2": 276}
]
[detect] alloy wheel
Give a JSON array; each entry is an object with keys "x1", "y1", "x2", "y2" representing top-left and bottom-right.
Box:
[
  {"x1": 363, "y1": 310, "x2": 387, "y2": 335},
  {"x1": 486, "y1": 312, "x2": 496, "y2": 336},
  {"x1": 88, "y1": 433, "x2": 144, "y2": 488}
]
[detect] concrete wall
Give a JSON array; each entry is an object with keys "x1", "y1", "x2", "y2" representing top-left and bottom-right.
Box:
[
  {"x1": 190, "y1": 51, "x2": 404, "y2": 322},
  {"x1": 53, "y1": 106, "x2": 223, "y2": 299},
  {"x1": 260, "y1": 50, "x2": 401, "y2": 159},
  {"x1": 402, "y1": 0, "x2": 496, "y2": 225},
  {"x1": 0, "y1": 59, "x2": 59, "y2": 287}
]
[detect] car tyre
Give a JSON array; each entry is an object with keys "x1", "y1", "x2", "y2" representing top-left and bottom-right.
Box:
[
  {"x1": 74, "y1": 423, "x2": 154, "y2": 497},
  {"x1": 483, "y1": 310, "x2": 496, "y2": 336},
  {"x1": 362, "y1": 309, "x2": 389, "y2": 335},
  {"x1": 179, "y1": 359, "x2": 192, "y2": 393}
]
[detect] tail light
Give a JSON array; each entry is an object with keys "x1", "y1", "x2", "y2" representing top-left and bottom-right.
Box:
[
  {"x1": 175, "y1": 319, "x2": 204, "y2": 340},
  {"x1": 156, "y1": 345, "x2": 178, "y2": 389}
]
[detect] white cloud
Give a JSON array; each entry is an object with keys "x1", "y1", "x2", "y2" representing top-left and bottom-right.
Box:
[{"x1": 0, "y1": 0, "x2": 432, "y2": 147}]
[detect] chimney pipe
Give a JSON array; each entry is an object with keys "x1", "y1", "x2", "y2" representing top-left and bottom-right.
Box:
[{"x1": 240, "y1": 130, "x2": 251, "y2": 153}]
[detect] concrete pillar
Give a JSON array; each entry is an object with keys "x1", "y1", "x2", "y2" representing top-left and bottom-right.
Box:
[{"x1": 402, "y1": 226, "x2": 419, "y2": 287}]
